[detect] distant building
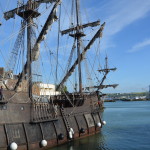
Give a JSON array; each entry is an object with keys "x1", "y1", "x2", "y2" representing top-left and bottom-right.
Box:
[
  {"x1": 120, "y1": 96, "x2": 127, "y2": 99},
  {"x1": 135, "y1": 96, "x2": 139, "y2": 100},
  {"x1": 37, "y1": 83, "x2": 60, "y2": 97},
  {"x1": 0, "y1": 68, "x2": 60, "y2": 97}
]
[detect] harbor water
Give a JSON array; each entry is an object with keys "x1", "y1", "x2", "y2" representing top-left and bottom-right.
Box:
[{"x1": 50, "y1": 101, "x2": 150, "y2": 150}]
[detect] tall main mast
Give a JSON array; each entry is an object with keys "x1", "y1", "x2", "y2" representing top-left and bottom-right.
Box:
[
  {"x1": 27, "y1": 14, "x2": 33, "y2": 98},
  {"x1": 56, "y1": 0, "x2": 104, "y2": 91},
  {"x1": 18, "y1": 0, "x2": 40, "y2": 98},
  {"x1": 75, "y1": 0, "x2": 82, "y2": 93}
]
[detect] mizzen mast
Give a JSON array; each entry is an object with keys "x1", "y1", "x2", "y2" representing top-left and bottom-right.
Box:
[
  {"x1": 84, "y1": 56, "x2": 118, "y2": 91},
  {"x1": 96, "y1": 56, "x2": 117, "y2": 91},
  {"x1": 76, "y1": 0, "x2": 82, "y2": 93}
]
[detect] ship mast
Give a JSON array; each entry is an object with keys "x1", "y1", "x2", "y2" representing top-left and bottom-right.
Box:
[
  {"x1": 75, "y1": 0, "x2": 82, "y2": 93},
  {"x1": 83, "y1": 56, "x2": 118, "y2": 91},
  {"x1": 96, "y1": 56, "x2": 117, "y2": 91},
  {"x1": 4, "y1": 0, "x2": 61, "y2": 98},
  {"x1": 57, "y1": 22, "x2": 105, "y2": 91},
  {"x1": 18, "y1": 0, "x2": 40, "y2": 98},
  {"x1": 26, "y1": 10, "x2": 33, "y2": 98},
  {"x1": 3, "y1": 0, "x2": 38, "y2": 98},
  {"x1": 57, "y1": 0, "x2": 105, "y2": 92}
]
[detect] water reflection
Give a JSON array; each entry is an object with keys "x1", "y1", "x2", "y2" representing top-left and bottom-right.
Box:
[
  {"x1": 50, "y1": 101, "x2": 150, "y2": 150},
  {"x1": 69, "y1": 146, "x2": 73, "y2": 150},
  {"x1": 50, "y1": 132, "x2": 108, "y2": 150}
]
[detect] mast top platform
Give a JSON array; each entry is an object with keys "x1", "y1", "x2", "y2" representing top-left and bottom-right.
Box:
[
  {"x1": 17, "y1": 0, "x2": 40, "y2": 19},
  {"x1": 17, "y1": 10, "x2": 40, "y2": 19},
  {"x1": 69, "y1": 32, "x2": 86, "y2": 38},
  {"x1": 4, "y1": 0, "x2": 57, "y2": 20}
]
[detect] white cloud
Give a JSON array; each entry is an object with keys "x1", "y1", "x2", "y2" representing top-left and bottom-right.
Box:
[
  {"x1": 91, "y1": 0, "x2": 150, "y2": 50},
  {"x1": 37, "y1": 0, "x2": 150, "y2": 53},
  {"x1": 128, "y1": 39, "x2": 150, "y2": 52},
  {"x1": 101, "y1": 0, "x2": 150, "y2": 36}
]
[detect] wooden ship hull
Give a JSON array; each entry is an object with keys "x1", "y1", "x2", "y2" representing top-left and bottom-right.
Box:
[{"x1": 0, "y1": 92, "x2": 104, "y2": 150}]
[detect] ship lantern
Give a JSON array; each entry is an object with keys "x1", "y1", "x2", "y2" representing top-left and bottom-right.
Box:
[
  {"x1": 80, "y1": 128, "x2": 85, "y2": 133},
  {"x1": 10, "y1": 142, "x2": 18, "y2": 150},
  {"x1": 97, "y1": 122, "x2": 101, "y2": 127},
  {"x1": 102, "y1": 121, "x2": 106, "y2": 125},
  {"x1": 40, "y1": 140, "x2": 47, "y2": 147},
  {"x1": 58, "y1": 133, "x2": 64, "y2": 140}
]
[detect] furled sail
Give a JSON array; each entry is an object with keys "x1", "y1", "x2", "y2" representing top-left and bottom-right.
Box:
[{"x1": 32, "y1": 0, "x2": 61, "y2": 61}]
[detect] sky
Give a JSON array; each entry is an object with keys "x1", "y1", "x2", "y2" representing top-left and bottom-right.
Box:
[
  {"x1": 0, "y1": 0, "x2": 150, "y2": 93},
  {"x1": 84, "y1": 0, "x2": 150, "y2": 93}
]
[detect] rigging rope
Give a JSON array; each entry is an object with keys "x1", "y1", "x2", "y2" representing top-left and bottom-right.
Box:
[
  {"x1": 39, "y1": 41, "x2": 75, "y2": 107},
  {"x1": 70, "y1": 0, "x2": 75, "y2": 27},
  {"x1": 61, "y1": 2, "x2": 72, "y2": 29},
  {"x1": 31, "y1": 25, "x2": 43, "y2": 83},
  {"x1": 6, "y1": 20, "x2": 26, "y2": 72},
  {"x1": 0, "y1": 0, "x2": 11, "y2": 21},
  {"x1": 90, "y1": 38, "x2": 101, "y2": 75},
  {"x1": 15, "y1": 48, "x2": 22, "y2": 74},
  {"x1": 74, "y1": 43, "x2": 77, "y2": 92},
  {"x1": 0, "y1": 2, "x2": 4, "y2": 21},
  {"x1": 0, "y1": 21, "x2": 32, "y2": 46},
  {"x1": 0, "y1": 1, "x2": 50, "y2": 46},
  {"x1": 0, "y1": 49, "x2": 7, "y2": 65},
  {"x1": 65, "y1": 38, "x2": 76, "y2": 73},
  {"x1": 39, "y1": 28, "x2": 77, "y2": 95}
]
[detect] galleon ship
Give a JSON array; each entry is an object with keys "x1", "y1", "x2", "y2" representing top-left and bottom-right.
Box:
[{"x1": 0, "y1": 0, "x2": 117, "y2": 149}]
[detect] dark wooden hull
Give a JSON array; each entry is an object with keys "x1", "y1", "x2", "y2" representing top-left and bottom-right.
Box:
[{"x1": 0, "y1": 93, "x2": 104, "y2": 150}]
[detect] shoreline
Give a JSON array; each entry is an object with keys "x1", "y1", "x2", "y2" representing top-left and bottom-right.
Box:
[{"x1": 104, "y1": 99, "x2": 150, "y2": 102}]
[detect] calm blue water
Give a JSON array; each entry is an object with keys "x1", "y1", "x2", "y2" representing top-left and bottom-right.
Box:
[{"x1": 50, "y1": 101, "x2": 150, "y2": 150}]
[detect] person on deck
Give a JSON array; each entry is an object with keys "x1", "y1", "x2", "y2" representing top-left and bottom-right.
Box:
[{"x1": 0, "y1": 86, "x2": 3, "y2": 100}]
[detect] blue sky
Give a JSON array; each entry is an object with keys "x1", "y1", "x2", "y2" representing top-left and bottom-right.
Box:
[
  {"x1": 84, "y1": 0, "x2": 150, "y2": 93},
  {"x1": 0, "y1": 0, "x2": 150, "y2": 93}
]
